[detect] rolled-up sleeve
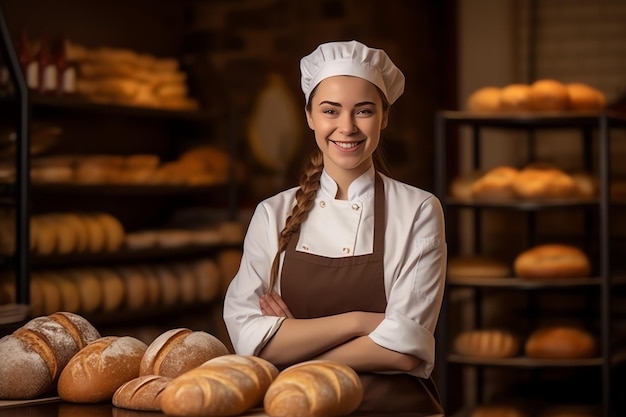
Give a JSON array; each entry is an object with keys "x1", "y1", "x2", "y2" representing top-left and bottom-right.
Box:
[
  {"x1": 369, "y1": 190, "x2": 447, "y2": 378},
  {"x1": 223, "y1": 196, "x2": 292, "y2": 355}
]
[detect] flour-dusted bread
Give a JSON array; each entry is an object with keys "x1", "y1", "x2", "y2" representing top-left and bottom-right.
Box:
[
  {"x1": 0, "y1": 312, "x2": 100, "y2": 399},
  {"x1": 159, "y1": 354, "x2": 279, "y2": 417},
  {"x1": 58, "y1": 335, "x2": 147, "y2": 403},
  {"x1": 139, "y1": 328, "x2": 229, "y2": 378},
  {"x1": 454, "y1": 329, "x2": 521, "y2": 358},
  {"x1": 264, "y1": 360, "x2": 363, "y2": 417},
  {"x1": 112, "y1": 374, "x2": 172, "y2": 411}
]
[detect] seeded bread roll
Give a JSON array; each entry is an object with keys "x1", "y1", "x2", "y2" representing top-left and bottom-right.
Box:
[
  {"x1": 454, "y1": 329, "x2": 520, "y2": 358},
  {"x1": 139, "y1": 328, "x2": 229, "y2": 378},
  {"x1": 58, "y1": 335, "x2": 148, "y2": 403},
  {"x1": 264, "y1": 360, "x2": 363, "y2": 417},
  {"x1": 514, "y1": 244, "x2": 591, "y2": 279},
  {"x1": 525, "y1": 326, "x2": 597, "y2": 359},
  {"x1": 112, "y1": 374, "x2": 172, "y2": 411},
  {"x1": 0, "y1": 312, "x2": 100, "y2": 399},
  {"x1": 160, "y1": 354, "x2": 278, "y2": 417}
]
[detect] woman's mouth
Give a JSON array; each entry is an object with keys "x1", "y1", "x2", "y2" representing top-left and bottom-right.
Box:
[{"x1": 329, "y1": 140, "x2": 364, "y2": 149}]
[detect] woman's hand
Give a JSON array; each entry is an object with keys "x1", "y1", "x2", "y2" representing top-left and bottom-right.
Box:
[{"x1": 260, "y1": 292, "x2": 294, "y2": 318}]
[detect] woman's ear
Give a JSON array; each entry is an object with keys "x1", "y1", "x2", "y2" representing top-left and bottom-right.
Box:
[
  {"x1": 381, "y1": 110, "x2": 389, "y2": 130},
  {"x1": 305, "y1": 109, "x2": 315, "y2": 130}
]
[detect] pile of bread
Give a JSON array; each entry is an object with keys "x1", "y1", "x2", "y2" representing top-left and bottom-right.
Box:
[
  {"x1": 64, "y1": 41, "x2": 198, "y2": 110},
  {"x1": 467, "y1": 79, "x2": 606, "y2": 113},
  {"x1": 448, "y1": 243, "x2": 592, "y2": 281},
  {"x1": 453, "y1": 325, "x2": 597, "y2": 360},
  {"x1": 450, "y1": 164, "x2": 596, "y2": 202},
  {"x1": 0, "y1": 209, "x2": 244, "y2": 256},
  {"x1": 7, "y1": 144, "x2": 238, "y2": 186},
  {"x1": 0, "y1": 316, "x2": 364, "y2": 417}
]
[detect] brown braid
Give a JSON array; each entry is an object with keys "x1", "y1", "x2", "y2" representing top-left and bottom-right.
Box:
[{"x1": 268, "y1": 150, "x2": 324, "y2": 291}]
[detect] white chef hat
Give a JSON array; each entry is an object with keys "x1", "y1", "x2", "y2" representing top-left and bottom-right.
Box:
[{"x1": 300, "y1": 40, "x2": 405, "y2": 105}]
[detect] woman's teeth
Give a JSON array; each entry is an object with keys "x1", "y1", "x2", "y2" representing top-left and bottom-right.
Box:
[{"x1": 331, "y1": 140, "x2": 362, "y2": 149}]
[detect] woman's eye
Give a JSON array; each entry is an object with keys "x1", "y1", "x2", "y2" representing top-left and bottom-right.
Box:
[{"x1": 356, "y1": 108, "x2": 373, "y2": 116}]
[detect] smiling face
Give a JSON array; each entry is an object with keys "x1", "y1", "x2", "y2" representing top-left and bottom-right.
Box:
[{"x1": 306, "y1": 75, "x2": 388, "y2": 183}]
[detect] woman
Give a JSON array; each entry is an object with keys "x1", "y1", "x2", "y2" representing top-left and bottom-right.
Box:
[{"x1": 223, "y1": 40, "x2": 446, "y2": 414}]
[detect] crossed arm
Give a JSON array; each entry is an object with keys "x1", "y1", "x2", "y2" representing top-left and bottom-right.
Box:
[{"x1": 257, "y1": 292, "x2": 421, "y2": 373}]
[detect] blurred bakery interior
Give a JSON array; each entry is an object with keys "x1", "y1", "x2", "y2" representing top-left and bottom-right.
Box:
[{"x1": 0, "y1": 0, "x2": 625, "y2": 416}]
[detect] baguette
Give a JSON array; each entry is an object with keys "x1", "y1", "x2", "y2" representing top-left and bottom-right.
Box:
[
  {"x1": 159, "y1": 354, "x2": 278, "y2": 417},
  {"x1": 112, "y1": 374, "x2": 172, "y2": 411},
  {"x1": 264, "y1": 360, "x2": 363, "y2": 417},
  {"x1": 139, "y1": 328, "x2": 229, "y2": 378},
  {"x1": 58, "y1": 335, "x2": 147, "y2": 403},
  {"x1": 0, "y1": 312, "x2": 101, "y2": 399}
]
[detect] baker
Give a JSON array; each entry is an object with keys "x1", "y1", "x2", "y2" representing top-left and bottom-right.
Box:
[{"x1": 223, "y1": 40, "x2": 447, "y2": 415}]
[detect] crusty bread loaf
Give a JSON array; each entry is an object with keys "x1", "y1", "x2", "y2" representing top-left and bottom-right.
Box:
[
  {"x1": 112, "y1": 374, "x2": 172, "y2": 411},
  {"x1": 514, "y1": 244, "x2": 591, "y2": 279},
  {"x1": 512, "y1": 166, "x2": 578, "y2": 200},
  {"x1": 58, "y1": 335, "x2": 147, "y2": 403},
  {"x1": 529, "y1": 79, "x2": 569, "y2": 111},
  {"x1": 467, "y1": 87, "x2": 502, "y2": 112},
  {"x1": 139, "y1": 328, "x2": 229, "y2": 378},
  {"x1": 0, "y1": 312, "x2": 100, "y2": 399},
  {"x1": 264, "y1": 360, "x2": 363, "y2": 417},
  {"x1": 159, "y1": 354, "x2": 279, "y2": 417},
  {"x1": 454, "y1": 329, "x2": 520, "y2": 358},
  {"x1": 500, "y1": 83, "x2": 531, "y2": 112},
  {"x1": 447, "y1": 256, "x2": 511, "y2": 279},
  {"x1": 470, "y1": 166, "x2": 519, "y2": 200},
  {"x1": 566, "y1": 82, "x2": 606, "y2": 112},
  {"x1": 525, "y1": 326, "x2": 597, "y2": 359},
  {"x1": 470, "y1": 404, "x2": 528, "y2": 417}
]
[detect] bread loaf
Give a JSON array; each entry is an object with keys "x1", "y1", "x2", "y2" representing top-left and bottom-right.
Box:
[
  {"x1": 112, "y1": 374, "x2": 172, "y2": 411},
  {"x1": 139, "y1": 328, "x2": 229, "y2": 378},
  {"x1": 58, "y1": 335, "x2": 147, "y2": 403},
  {"x1": 511, "y1": 166, "x2": 578, "y2": 200},
  {"x1": 525, "y1": 326, "x2": 597, "y2": 359},
  {"x1": 467, "y1": 87, "x2": 502, "y2": 112},
  {"x1": 454, "y1": 329, "x2": 520, "y2": 358},
  {"x1": 529, "y1": 79, "x2": 569, "y2": 111},
  {"x1": 514, "y1": 244, "x2": 591, "y2": 279},
  {"x1": 264, "y1": 360, "x2": 363, "y2": 417},
  {"x1": 447, "y1": 256, "x2": 510, "y2": 279},
  {"x1": 159, "y1": 354, "x2": 279, "y2": 417},
  {"x1": 0, "y1": 312, "x2": 100, "y2": 399},
  {"x1": 500, "y1": 83, "x2": 531, "y2": 112},
  {"x1": 470, "y1": 166, "x2": 519, "y2": 200}
]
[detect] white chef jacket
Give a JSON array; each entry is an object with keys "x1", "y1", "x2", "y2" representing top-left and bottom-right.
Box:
[{"x1": 223, "y1": 166, "x2": 447, "y2": 378}]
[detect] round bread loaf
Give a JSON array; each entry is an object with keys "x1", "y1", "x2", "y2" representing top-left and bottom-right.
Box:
[
  {"x1": 514, "y1": 244, "x2": 591, "y2": 279},
  {"x1": 449, "y1": 171, "x2": 482, "y2": 200},
  {"x1": 139, "y1": 328, "x2": 229, "y2": 378},
  {"x1": 447, "y1": 256, "x2": 511, "y2": 279},
  {"x1": 41, "y1": 272, "x2": 81, "y2": 313},
  {"x1": 152, "y1": 265, "x2": 179, "y2": 307},
  {"x1": 112, "y1": 374, "x2": 172, "y2": 411},
  {"x1": 95, "y1": 213, "x2": 126, "y2": 252},
  {"x1": 191, "y1": 259, "x2": 222, "y2": 302},
  {"x1": 467, "y1": 87, "x2": 502, "y2": 112},
  {"x1": 529, "y1": 79, "x2": 569, "y2": 111},
  {"x1": 32, "y1": 273, "x2": 63, "y2": 315},
  {"x1": 160, "y1": 354, "x2": 278, "y2": 417},
  {"x1": 0, "y1": 312, "x2": 100, "y2": 399},
  {"x1": 566, "y1": 82, "x2": 605, "y2": 111},
  {"x1": 470, "y1": 166, "x2": 519, "y2": 200},
  {"x1": 525, "y1": 326, "x2": 597, "y2": 359},
  {"x1": 500, "y1": 83, "x2": 531, "y2": 112},
  {"x1": 68, "y1": 268, "x2": 104, "y2": 314},
  {"x1": 79, "y1": 213, "x2": 107, "y2": 253},
  {"x1": 93, "y1": 267, "x2": 126, "y2": 312},
  {"x1": 264, "y1": 360, "x2": 363, "y2": 417},
  {"x1": 454, "y1": 329, "x2": 520, "y2": 358},
  {"x1": 471, "y1": 405, "x2": 528, "y2": 417},
  {"x1": 118, "y1": 267, "x2": 148, "y2": 310},
  {"x1": 58, "y1": 335, "x2": 148, "y2": 403},
  {"x1": 512, "y1": 166, "x2": 578, "y2": 200}
]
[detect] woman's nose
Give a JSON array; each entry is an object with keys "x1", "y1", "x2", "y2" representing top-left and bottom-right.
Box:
[{"x1": 339, "y1": 114, "x2": 357, "y2": 134}]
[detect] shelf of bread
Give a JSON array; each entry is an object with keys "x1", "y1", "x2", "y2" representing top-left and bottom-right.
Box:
[{"x1": 448, "y1": 354, "x2": 603, "y2": 368}]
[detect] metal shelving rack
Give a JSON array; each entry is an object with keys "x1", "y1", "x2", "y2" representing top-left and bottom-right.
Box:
[{"x1": 434, "y1": 110, "x2": 626, "y2": 417}]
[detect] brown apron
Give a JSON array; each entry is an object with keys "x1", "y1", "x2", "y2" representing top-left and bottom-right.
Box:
[{"x1": 280, "y1": 174, "x2": 444, "y2": 415}]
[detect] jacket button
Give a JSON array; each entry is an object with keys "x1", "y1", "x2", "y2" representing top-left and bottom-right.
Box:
[
  {"x1": 342, "y1": 247, "x2": 350, "y2": 254},
  {"x1": 351, "y1": 204, "x2": 360, "y2": 210},
  {"x1": 320, "y1": 201, "x2": 326, "y2": 208}
]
